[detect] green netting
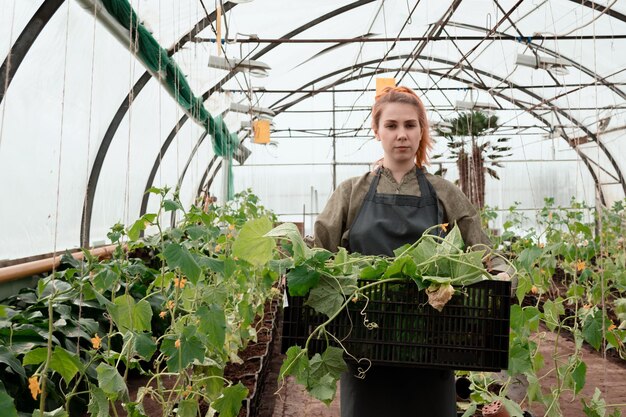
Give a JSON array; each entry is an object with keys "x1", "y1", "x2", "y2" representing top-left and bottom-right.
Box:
[{"x1": 99, "y1": 0, "x2": 238, "y2": 159}]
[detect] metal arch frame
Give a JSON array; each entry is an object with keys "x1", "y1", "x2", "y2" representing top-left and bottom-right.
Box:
[
  {"x1": 161, "y1": 0, "x2": 626, "y2": 210},
  {"x1": 269, "y1": 55, "x2": 626, "y2": 204},
  {"x1": 0, "y1": 0, "x2": 65, "y2": 104},
  {"x1": 445, "y1": 21, "x2": 626, "y2": 100},
  {"x1": 1, "y1": 0, "x2": 623, "y2": 246},
  {"x1": 79, "y1": 3, "x2": 236, "y2": 247},
  {"x1": 197, "y1": 156, "x2": 220, "y2": 199},
  {"x1": 138, "y1": 0, "x2": 379, "y2": 220},
  {"x1": 168, "y1": 130, "x2": 209, "y2": 227},
  {"x1": 572, "y1": 0, "x2": 626, "y2": 23}
]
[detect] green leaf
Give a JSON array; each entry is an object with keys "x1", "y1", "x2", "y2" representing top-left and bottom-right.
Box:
[
  {"x1": 308, "y1": 373, "x2": 336, "y2": 405},
  {"x1": 0, "y1": 389, "x2": 17, "y2": 417},
  {"x1": 265, "y1": 222, "x2": 310, "y2": 263},
  {"x1": 197, "y1": 305, "x2": 226, "y2": 351},
  {"x1": 185, "y1": 225, "x2": 208, "y2": 241},
  {"x1": 583, "y1": 310, "x2": 607, "y2": 350},
  {"x1": 96, "y1": 363, "x2": 128, "y2": 401},
  {"x1": 286, "y1": 265, "x2": 320, "y2": 297},
  {"x1": 508, "y1": 341, "x2": 532, "y2": 375},
  {"x1": 518, "y1": 246, "x2": 543, "y2": 272},
  {"x1": 0, "y1": 346, "x2": 26, "y2": 378},
  {"x1": 439, "y1": 224, "x2": 464, "y2": 255},
  {"x1": 32, "y1": 407, "x2": 69, "y2": 417},
  {"x1": 92, "y1": 268, "x2": 119, "y2": 293},
  {"x1": 22, "y1": 347, "x2": 48, "y2": 366},
  {"x1": 108, "y1": 295, "x2": 152, "y2": 333},
  {"x1": 305, "y1": 277, "x2": 345, "y2": 318},
  {"x1": 49, "y1": 346, "x2": 83, "y2": 384},
  {"x1": 308, "y1": 347, "x2": 347, "y2": 382},
  {"x1": 212, "y1": 383, "x2": 248, "y2": 417},
  {"x1": 87, "y1": 385, "x2": 109, "y2": 417},
  {"x1": 134, "y1": 333, "x2": 157, "y2": 361},
  {"x1": 411, "y1": 236, "x2": 437, "y2": 266},
  {"x1": 127, "y1": 214, "x2": 157, "y2": 241},
  {"x1": 177, "y1": 399, "x2": 199, "y2": 417},
  {"x1": 450, "y1": 250, "x2": 486, "y2": 284},
  {"x1": 195, "y1": 256, "x2": 224, "y2": 275},
  {"x1": 232, "y1": 217, "x2": 275, "y2": 266},
  {"x1": 161, "y1": 334, "x2": 205, "y2": 372},
  {"x1": 125, "y1": 402, "x2": 148, "y2": 417},
  {"x1": 359, "y1": 259, "x2": 388, "y2": 279},
  {"x1": 163, "y1": 199, "x2": 183, "y2": 212},
  {"x1": 501, "y1": 398, "x2": 524, "y2": 417},
  {"x1": 163, "y1": 243, "x2": 202, "y2": 284},
  {"x1": 383, "y1": 256, "x2": 417, "y2": 278},
  {"x1": 571, "y1": 359, "x2": 587, "y2": 395},
  {"x1": 582, "y1": 388, "x2": 606, "y2": 417},
  {"x1": 515, "y1": 272, "x2": 533, "y2": 304},
  {"x1": 543, "y1": 299, "x2": 561, "y2": 332},
  {"x1": 279, "y1": 346, "x2": 310, "y2": 386},
  {"x1": 334, "y1": 247, "x2": 349, "y2": 274},
  {"x1": 461, "y1": 404, "x2": 477, "y2": 417}
]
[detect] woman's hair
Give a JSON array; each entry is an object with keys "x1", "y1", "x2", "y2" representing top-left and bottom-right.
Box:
[{"x1": 372, "y1": 86, "x2": 433, "y2": 167}]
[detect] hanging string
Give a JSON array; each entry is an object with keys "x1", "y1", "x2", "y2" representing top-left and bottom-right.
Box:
[{"x1": 52, "y1": 0, "x2": 73, "y2": 273}]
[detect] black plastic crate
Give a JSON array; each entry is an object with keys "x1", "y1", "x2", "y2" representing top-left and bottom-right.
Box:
[{"x1": 281, "y1": 279, "x2": 510, "y2": 371}]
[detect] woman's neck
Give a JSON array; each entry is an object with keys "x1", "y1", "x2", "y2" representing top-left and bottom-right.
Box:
[{"x1": 382, "y1": 159, "x2": 416, "y2": 183}]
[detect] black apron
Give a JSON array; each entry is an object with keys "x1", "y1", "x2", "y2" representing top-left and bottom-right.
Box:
[{"x1": 342, "y1": 167, "x2": 456, "y2": 417}]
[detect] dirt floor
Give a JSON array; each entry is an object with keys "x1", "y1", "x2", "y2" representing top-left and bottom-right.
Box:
[
  {"x1": 260, "y1": 324, "x2": 626, "y2": 417},
  {"x1": 525, "y1": 325, "x2": 626, "y2": 417}
]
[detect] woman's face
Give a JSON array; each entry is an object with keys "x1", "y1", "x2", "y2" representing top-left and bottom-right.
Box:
[{"x1": 374, "y1": 102, "x2": 422, "y2": 165}]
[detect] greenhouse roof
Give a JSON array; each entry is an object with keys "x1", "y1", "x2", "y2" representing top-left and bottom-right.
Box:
[{"x1": 1, "y1": 0, "x2": 626, "y2": 261}]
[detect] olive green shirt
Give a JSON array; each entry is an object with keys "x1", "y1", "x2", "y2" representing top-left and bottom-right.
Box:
[{"x1": 314, "y1": 166, "x2": 509, "y2": 273}]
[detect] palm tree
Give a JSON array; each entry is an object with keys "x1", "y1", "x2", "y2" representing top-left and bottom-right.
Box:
[{"x1": 433, "y1": 111, "x2": 511, "y2": 209}]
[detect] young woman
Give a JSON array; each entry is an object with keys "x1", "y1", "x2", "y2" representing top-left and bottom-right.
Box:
[{"x1": 313, "y1": 86, "x2": 510, "y2": 417}]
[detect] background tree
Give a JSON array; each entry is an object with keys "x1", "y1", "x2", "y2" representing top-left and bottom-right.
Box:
[{"x1": 432, "y1": 111, "x2": 512, "y2": 209}]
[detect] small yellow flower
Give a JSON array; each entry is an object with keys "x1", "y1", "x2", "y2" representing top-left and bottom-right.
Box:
[
  {"x1": 548, "y1": 211, "x2": 553, "y2": 221},
  {"x1": 441, "y1": 223, "x2": 449, "y2": 232},
  {"x1": 531, "y1": 285, "x2": 538, "y2": 295},
  {"x1": 233, "y1": 256, "x2": 239, "y2": 261},
  {"x1": 167, "y1": 300, "x2": 175, "y2": 310},
  {"x1": 576, "y1": 260, "x2": 586, "y2": 272},
  {"x1": 538, "y1": 243, "x2": 545, "y2": 248},
  {"x1": 583, "y1": 303, "x2": 592, "y2": 309},
  {"x1": 608, "y1": 324, "x2": 617, "y2": 332},
  {"x1": 228, "y1": 224, "x2": 235, "y2": 231},
  {"x1": 174, "y1": 277, "x2": 187, "y2": 289},
  {"x1": 159, "y1": 311, "x2": 167, "y2": 319},
  {"x1": 175, "y1": 339, "x2": 181, "y2": 349},
  {"x1": 352, "y1": 296, "x2": 358, "y2": 303},
  {"x1": 29, "y1": 376, "x2": 42, "y2": 400},
  {"x1": 227, "y1": 233, "x2": 233, "y2": 239},
  {"x1": 91, "y1": 334, "x2": 102, "y2": 350},
  {"x1": 214, "y1": 244, "x2": 222, "y2": 253}
]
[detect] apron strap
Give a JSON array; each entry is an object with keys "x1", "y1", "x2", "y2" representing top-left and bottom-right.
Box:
[{"x1": 364, "y1": 168, "x2": 383, "y2": 200}]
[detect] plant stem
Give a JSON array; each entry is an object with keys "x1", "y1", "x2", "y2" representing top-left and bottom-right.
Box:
[{"x1": 38, "y1": 293, "x2": 55, "y2": 413}]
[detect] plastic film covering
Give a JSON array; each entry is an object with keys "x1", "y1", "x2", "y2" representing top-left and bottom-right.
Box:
[{"x1": 2, "y1": 0, "x2": 626, "y2": 260}]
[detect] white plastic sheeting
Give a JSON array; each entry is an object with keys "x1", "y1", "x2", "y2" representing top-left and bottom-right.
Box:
[{"x1": 1, "y1": 0, "x2": 625, "y2": 260}]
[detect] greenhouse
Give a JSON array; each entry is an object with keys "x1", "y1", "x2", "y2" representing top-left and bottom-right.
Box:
[{"x1": 1, "y1": 0, "x2": 626, "y2": 416}]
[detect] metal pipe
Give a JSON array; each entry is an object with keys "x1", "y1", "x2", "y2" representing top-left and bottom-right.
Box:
[
  {"x1": 192, "y1": 34, "x2": 626, "y2": 43},
  {"x1": 0, "y1": 245, "x2": 118, "y2": 284}
]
